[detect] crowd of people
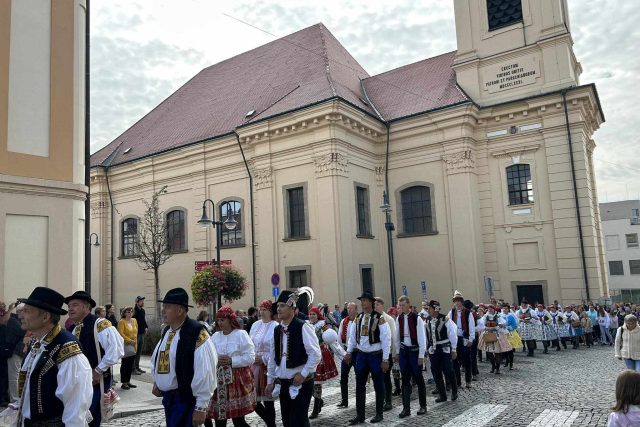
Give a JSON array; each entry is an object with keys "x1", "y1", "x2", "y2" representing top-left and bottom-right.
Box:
[{"x1": 3, "y1": 284, "x2": 640, "y2": 427}]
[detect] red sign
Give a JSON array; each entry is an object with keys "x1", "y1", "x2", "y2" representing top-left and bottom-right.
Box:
[
  {"x1": 213, "y1": 259, "x2": 232, "y2": 266},
  {"x1": 195, "y1": 261, "x2": 213, "y2": 272}
]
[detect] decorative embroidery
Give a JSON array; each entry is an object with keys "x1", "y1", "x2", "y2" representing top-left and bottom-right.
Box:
[
  {"x1": 157, "y1": 331, "x2": 176, "y2": 374},
  {"x1": 55, "y1": 341, "x2": 83, "y2": 364},
  {"x1": 195, "y1": 329, "x2": 210, "y2": 348},
  {"x1": 216, "y1": 365, "x2": 234, "y2": 419},
  {"x1": 96, "y1": 319, "x2": 112, "y2": 333},
  {"x1": 361, "y1": 314, "x2": 370, "y2": 336},
  {"x1": 73, "y1": 323, "x2": 83, "y2": 339}
]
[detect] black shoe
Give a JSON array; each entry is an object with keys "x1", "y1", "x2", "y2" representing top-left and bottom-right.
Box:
[
  {"x1": 398, "y1": 409, "x2": 411, "y2": 419},
  {"x1": 348, "y1": 417, "x2": 364, "y2": 425},
  {"x1": 370, "y1": 414, "x2": 383, "y2": 423},
  {"x1": 392, "y1": 388, "x2": 401, "y2": 396},
  {"x1": 137, "y1": 368, "x2": 146, "y2": 373},
  {"x1": 383, "y1": 402, "x2": 392, "y2": 412},
  {"x1": 127, "y1": 383, "x2": 137, "y2": 388},
  {"x1": 452, "y1": 392, "x2": 458, "y2": 401},
  {"x1": 432, "y1": 389, "x2": 440, "y2": 395},
  {"x1": 121, "y1": 384, "x2": 130, "y2": 390},
  {"x1": 490, "y1": 368, "x2": 495, "y2": 374},
  {"x1": 435, "y1": 396, "x2": 447, "y2": 403},
  {"x1": 337, "y1": 401, "x2": 348, "y2": 408},
  {"x1": 309, "y1": 398, "x2": 321, "y2": 419},
  {"x1": 417, "y1": 407, "x2": 427, "y2": 415},
  {"x1": 472, "y1": 375, "x2": 478, "y2": 381},
  {"x1": 132, "y1": 370, "x2": 142, "y2": 375},
  {"x1": 465, "y1": 383, "x2": 471, "y2": 389}
]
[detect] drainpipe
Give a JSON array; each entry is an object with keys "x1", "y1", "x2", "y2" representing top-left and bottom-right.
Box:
[
  {"x1": 233, "y1": 132, "x2": 257, "y2": 307},
  {"x1": 562, "y1": 90, "x2": 590, "y2": 301},
  {"x1": 84, "y1": 0, "x2": 91, "y2": 294},
  {"x1": 104, "y1": 166, "x2": 116, "y2": 304}
]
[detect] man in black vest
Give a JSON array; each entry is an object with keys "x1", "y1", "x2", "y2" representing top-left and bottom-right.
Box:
[
  {"x1": 426, "y1": 300, "x2": 458, "y2": 402},
  {"x1": 151, "y1": 288, "x2": 217, "y2": 427},
  {"x1": 266, "y1": 288, "x2": 321, "y2": 427},
  {"x1": 449, "y1": 290, "x2": 475, "y2": 389},
  {"x1": 133, "y1": 296, "x2": 148, "y2": 375},
  {"x1": 393, "y1": 296, "x2": 427, "y2": 418},
  {"x1": 17, "y1": 287, "x2": 93, "y2": 426},
  {"x1": 65, "y1": 291, "x2": 124, "y2": 426},
  {"x1": 344, "y1": 291, "x2": 391, "y2": 425}
]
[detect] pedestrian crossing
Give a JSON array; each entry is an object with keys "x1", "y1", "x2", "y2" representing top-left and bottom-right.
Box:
[
  {"x1": 441, "y1": 404, "x2": 508, "y2": 427},
  {"x1": 526, "y1": 409, "x2": 580, "y2": 426}
]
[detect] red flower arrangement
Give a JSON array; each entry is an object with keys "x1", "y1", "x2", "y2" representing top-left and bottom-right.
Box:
[{"x1": 190, "y1": 265, "x2": 247, "y2": 306}]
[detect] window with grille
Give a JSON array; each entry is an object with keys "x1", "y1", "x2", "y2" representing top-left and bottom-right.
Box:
[
  {"x1": 356, "y1": 186, "x2": 371, "y2": 236},
  {"x1": 506, "y1": 164, "x2": 534, "y2": 205},
  {"x1": 220, "y1": 200, "x2": 243, "y2": 246},
  {"x1": 361, "y1": 267, "x2": 374, "y2": 295},
  {"x1": 609, "y1": 261, "x2": 624, "y2": 276},
  {"x1": 487, "y1": 0, "x2": 523, "y2": 31},
  {"x1": 400, "y1": 186, "x2": 433, "y2": 234},
  {"x1": 627, "y1": 233, "x2": 639, "y2": 248},
  {"x1": 630, "y1": 260, "x2": 640, "y2": 275},
  {"x1": 166, "y1": 209, "x2": 186, "y2": 252},
  {"x1": 287, "y1": 187, "x2": 306, "y2": 238},
  {"x1": 121, "y1": 218, "x2": 138, "y2": 257}
]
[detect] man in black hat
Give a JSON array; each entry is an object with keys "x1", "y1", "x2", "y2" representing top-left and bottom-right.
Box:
[
  {"x1": 344, "y1": 291, "x2": 391, "y2": 425},
  {"x1": 265, "y1": 287, "x2": 320, "y2": 427},
  {"x1": 425, "y1": 300, "x2": 458, "y2": 403},
  {"x1": 65, "y1": 291, "x2": 125, "y2": 426},
  {"x1": 17, "y1": 287, "x2": 93, "y2": 426},
  {"x1": 151, "y1": 288, "x2": 217, "y2": 427},
  {"x1": 449, "y1": 291, "x2": 475, "y2": 389},
  {"x1": 133, "y1": 296, "x2": 148, "y2": 375}
]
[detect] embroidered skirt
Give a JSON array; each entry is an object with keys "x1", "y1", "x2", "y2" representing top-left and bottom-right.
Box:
[
  {"x1": 314, "y1": 344, "x2": 339, "y2": 383},
  {"x1": 251, "y1": 362, "x2": 272, "y2": 402},
  {"x1": 555, "y1": 323, "x2": 572, "y2": 338},
  {"x1": 506, "y1": 330, "x2": 523, "y2": 349},
  {"x1": 208, "y1": 365, "x2": 256, "y2": 420},
  {"x1": 518, "y1": 321, "x2": 540, "y2": 341},
  {"x1": 478, "y1": 330, "x2": 512, "y2": 354},
  {"x1": 539, "y1": 324, "x2": 558, "y2": 341}
]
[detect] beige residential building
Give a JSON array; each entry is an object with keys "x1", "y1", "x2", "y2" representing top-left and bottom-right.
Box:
[
  {"x1": 1, "y1": 0, "x2": 88, "y2": 302},
  {"x1": 90, "y1": 0, "x2": 608, "y2": 313}
]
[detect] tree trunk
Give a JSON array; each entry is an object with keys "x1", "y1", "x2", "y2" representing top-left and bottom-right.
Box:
[{"x1": 154, "y1": 267, "x2": 161, "y2": 320}]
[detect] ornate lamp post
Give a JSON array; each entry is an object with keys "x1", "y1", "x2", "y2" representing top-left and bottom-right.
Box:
[{"x1": 380, "y1": 191, "x2": 397, "y2": 305}]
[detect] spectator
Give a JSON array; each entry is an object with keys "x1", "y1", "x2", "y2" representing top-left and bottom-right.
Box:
[
  {"x1": 598, "y1": 307, "x2": 613, "y2": 346},
  {"x1": 133, "y1": 296, "x2": 148, "y2": 375},
  {"x1": 95, "y1": 306, "x2": 106, "y2": 318},
  {"x1": 607, "y1": 370, "x2": 640, "y2": 426},
  {"x1": 0, "y1": 302, "x2": 25, "y2": 407},
  {"x1": 611, "y1": 308, "x2": 620, "y2": 340},
  {"x1": 332, "y1": 304, "x2": 342, "y2": 324},
  {"x1": 341, "y1": 302, "x2": 348, "y2": 320},
  {"x1": 105, "y1": 303, "x2": 118, "y2": 326},
  {"x1": 245, "y1": 307, "x2": 258, "y2": 333},
  {"x1": 197, "y1": 310, "x2": 213, "y2": 335},
  {"x1": 117, "y1": 306, "x2": 138, "y2": 390},
  {"x1": 616, "y1": 315, "x2": 640, "y2": 371}
]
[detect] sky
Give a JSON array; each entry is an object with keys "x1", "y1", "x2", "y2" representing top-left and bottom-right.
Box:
[{"x1": 90, "y1": 0, "x2": 640, "y2": 202}]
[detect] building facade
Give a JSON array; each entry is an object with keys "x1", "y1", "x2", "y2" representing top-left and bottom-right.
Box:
[
  {"x1": 0, "y1": 0, "x2": 88, "y2": 302},
  {"x1": 90, "y1": 0, "x2": 608, "y2": 313},
  {"x1": 601, "y1": 201, "x2": 640, "y2": 301}
]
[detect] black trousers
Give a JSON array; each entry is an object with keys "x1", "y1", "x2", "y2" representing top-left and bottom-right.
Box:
[
  {"x1": 120, "y1": 355, "x2": 135, "y2": 383},
  {"x1": 453, "y1": 339, "x2": 472, "y2": 385},
  {"x1": 134, "y1": 335, "x2": 144, "y2": 369},
  {"x1": 399, "y1": 347, "x2": 426, "y2": 409},
  {"x1": 339, "y1": 354, "x2": 356, "y2": 404},
  {"x1": 470, "y1": 336, "x2": 479, "y2": 376},
  {"x1": 384, "y1": 355, "x2": 393, "y2": 405},
  {"x1": 0, "y1": 356, "x2": 8, "y2": 402},
  {"x1": 430, "y1": 348, "x2": 456, "y2": 399},
  {"x1": 279, "y1": 378, "x2": 313, "y2": 427},
  {"x1": 254, "y1": 401, "x2": 275, "y2": 427}
]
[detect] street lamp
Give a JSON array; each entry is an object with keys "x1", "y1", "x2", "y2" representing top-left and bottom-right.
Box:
[
  {"x1": 197, "y1": 198, "x2": 238, "y2": 307},
  {"x1": 89, "y1": 232, "x2": 100, "y2": 246},
  {"x1": 380, "y1": 191, "x2": 397, "y2": 305}
]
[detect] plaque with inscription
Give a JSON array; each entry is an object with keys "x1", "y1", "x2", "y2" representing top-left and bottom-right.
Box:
[{"x1": 483, "y1": 57, "x2": 540, "y2": 93}]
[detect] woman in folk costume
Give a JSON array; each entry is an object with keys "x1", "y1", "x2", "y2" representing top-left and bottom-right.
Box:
[
  {"x1": 516, "y1": 299, "x2": 541, "y2": 357},
  {"x1": 477, "y1": 305, "x2": 512, "y2": 374},
  {"x1": 560, "y1": 305, "x2": 581, "y2": 350},
  {"x1": 534, "y1": 303, "x2": 557, "y2": 354},
  {"x1": 476, "y1": 305, "x2": 486, "y2": 363},
  {"x1": 249, "y1": 300, "x2": 278, "y2": 427},
  {"x1": 500, "y1": 303, "x2": 521, "y2": 370},
  {"x1": 580, "y1": 309, "x2": 594, "y2": 348},
  {"x1": 307, "y1": 306, "x2": 341, "y2": 419},
  {"x1": 207, "y1": 306, "x2": 256, "y2": 427},
  {"x1": 546, "y1": 305, "x2": 565, "y2": 351}
]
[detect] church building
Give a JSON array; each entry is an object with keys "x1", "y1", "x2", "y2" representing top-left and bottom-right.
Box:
[{"x1": 90, "y1": 0, "x2": 608, "y2": 312}]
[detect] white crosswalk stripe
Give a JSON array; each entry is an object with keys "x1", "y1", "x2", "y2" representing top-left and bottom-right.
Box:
[
  {"x1": 526, "y1": 409, "x2": 580, "y2": 426},
  {"x1": 441, "y1": 404, "x2": 508, "y2": 427}
]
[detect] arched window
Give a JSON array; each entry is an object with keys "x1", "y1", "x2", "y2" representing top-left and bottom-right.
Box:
[
  {"x1": 121, "y1": 217, "x2": 138, "y2": 257},
  {"x1": 220, "y1": 200, "x2": 243, "y2": 246},
  {"x1": 506, "y1": 164, "x2": 533, "y2": 205},
  {"x1": 400, "y1": 186, "x2": 433, "y2": 234},
  {"x1": 166, "y1": 209, "x2": 186, "y2": 252}
]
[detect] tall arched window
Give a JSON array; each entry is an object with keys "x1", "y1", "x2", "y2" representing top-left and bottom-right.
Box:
[
  {"x1": 121, "y1": 217, "x2": 138, "y2": 257},
  {"x1": 166, "y1": 209, "x2": 186, "y2": 252},
  {"x1": 400, "y1": 186, "x2": 433, "y2": 234},
  {"x1": 220, "y1": 200, "x2": 243, "y2": 246},
  {"x1": 506, "y1": 164, "x2": 534, "y2": 205}
]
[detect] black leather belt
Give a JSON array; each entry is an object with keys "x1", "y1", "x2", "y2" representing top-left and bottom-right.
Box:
[{"x1": 400, "y1": 344, "x2": 419, "y2": 351}]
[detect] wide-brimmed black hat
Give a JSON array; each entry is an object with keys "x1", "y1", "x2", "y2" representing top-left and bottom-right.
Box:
[
  {"x1": 64, "y1": 290, "x2": 96, "y2": 308},
  {"x1": 158, "y1": 288, "x2": 193, "y2": 308},
  {"x1": 357, "y1": 291, "x2": 376, "y2": 302},
  {"x1": 19, "y1": 287, "x2": 68, "y2": 315}
]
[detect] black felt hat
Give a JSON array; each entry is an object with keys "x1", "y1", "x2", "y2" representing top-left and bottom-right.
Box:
[
  {"x1": 357, "y1": 291, "x2": 376, "y2": 302},
  {"x1": 158, "y1": 288, "x2": 193, "y2": 308},
  {"x1": 19, "y1": 287, "x2": 68, "y2": 315},
  {"x1": 64, "y1": 290, "x2": 96, "y2": 308}
]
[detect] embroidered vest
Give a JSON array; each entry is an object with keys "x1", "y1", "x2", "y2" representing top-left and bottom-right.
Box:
[
  {"x1": 70, "y1": 314, "x2": 107, "y2": 370},
  {"x1": 274, "y1": 317, "x2": 309, "y2": 369},
  {"x1": 398, "y1": 312, "x2": 419, "y2": 346},
  {"x1": 450, "y1": 308, "x2": 470, "y2": 338},
  {"x1": 339, "y1": 317, "x2": 351, "y2": 344},
  {"x1": 355, "y1": 311, "x2": 382, "y2": 345},
  {"x1": 426, "y1": 314, "x2": 450, "y2": 345}
]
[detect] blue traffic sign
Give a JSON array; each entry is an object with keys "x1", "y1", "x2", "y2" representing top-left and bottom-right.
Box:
[{"x1": 272, "y1": 287, "x2": 280, "y2": 297}]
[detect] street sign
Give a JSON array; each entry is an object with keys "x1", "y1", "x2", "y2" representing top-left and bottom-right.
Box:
[
  {"x1": 195, "y1": 261, "x2": 213, "y2": 272},
  {"x1": 272, "y1": 287, "x2": 280, "y2": 298},
  {"x1": 271, "y1": 273, "x2": 280, "y2": 287},
  {"x1": 402, "y1": 285, "x2": 408, "y2": 296},
  {"x1": 212, "y1": 259, "x2": 232, "y2": 266},
  {"x1": 420, "y1": 281, "x2": 428, "y2": 300}
]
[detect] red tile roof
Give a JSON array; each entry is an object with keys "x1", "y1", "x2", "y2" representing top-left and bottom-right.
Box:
[{"x1": 91, "y1": 24, "x2": 469, "y2": 167}]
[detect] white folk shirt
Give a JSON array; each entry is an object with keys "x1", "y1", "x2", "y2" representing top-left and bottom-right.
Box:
[
  {"x1": 21, "y1": 329, "x2": 93, "y2": 426},
  {"x1": 346, "y1": 312, "x2": 391, "y2": 359},
  {"x1": 393, "y1": 312, "x2": 426, "y2": 357},
  {"x1": 267, "y1": 321, "x2": 321, "y2": 385},
  {"x1": 72, "y1": 318, "x2": 124, "y2": 373},
  {"x1": 426, "y1": 316, "x2": 458, "y2": 355},
  {"x1": 150, "y1": 327, "x2": 218, "y2": 409},
  {"x1": 212, "y1": 329, "x2": 255, "y2": 368},
  {"x1": 250, "y1": 320, "x2": 277, "y2": 366},
  {"x1": 453, "y1": 309, "x2": 476, "y2": 340},
  {"x1": 338, "y1": 317, "x2": 355, "y2": 348}
]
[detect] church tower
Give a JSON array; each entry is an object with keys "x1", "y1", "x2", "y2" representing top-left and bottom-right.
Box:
[{"x1": 453, "y1": 0, "x2": 581, "y2": 105}]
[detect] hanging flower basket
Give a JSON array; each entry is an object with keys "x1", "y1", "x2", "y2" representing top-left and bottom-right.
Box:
[{"x1": 191, "y1": 265, "x2": 248, "y2": 306}]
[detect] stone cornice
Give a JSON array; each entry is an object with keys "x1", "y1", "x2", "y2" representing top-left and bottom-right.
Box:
[
  {"x1": 0, "y1": 174, "x2": 87, "y2": 201},
  {"x1": 490, "y1": 144, "x2": 540, "y2": 159},
  {"x1": 442, "y1": 150, "x2": 476, "y2": 175}
]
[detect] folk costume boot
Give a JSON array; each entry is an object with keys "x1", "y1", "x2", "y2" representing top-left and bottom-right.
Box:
[
  {"x1": 392, "y1": 377, "x2": 401, "y2": 396},
  {"x1": 337, "y1": 383, "x2": 348, "y2": 408},
  {"x1": 309, "y1": 398, "x2": 323, "y2": 419},
  {"x1": 398, "y1": 391, "x2": 411, "y2": 418}
]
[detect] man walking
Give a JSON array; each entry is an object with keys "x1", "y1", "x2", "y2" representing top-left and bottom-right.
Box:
[
  {"x1": 449, "y1": 291, "x2": 475, "y2": 389},
  {"x1": 133, "y1": 296, "x2": 148, "y2": 375},
  {"x1": 426, "y1": 300, "x2": 458, "y2": 402},
  {"x1": 337, "y1": 302, "x2": 357, "y2": 408},
  {"x1": 345, "y1": 291, "x2": 391, "y2": 425},
  {"x1": 374, "y1": 297, "x2": 397, "y2": 412},
  {"x1": 394, "y1": 296, "x2": 427, "y2": 418}
]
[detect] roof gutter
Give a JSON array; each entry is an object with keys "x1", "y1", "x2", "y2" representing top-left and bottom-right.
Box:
[
  {"x1": 103, "y1": 166, "x2": 116, "y2": 305},
  {"x1": 233, "y1": 131, "x2": 257, "y2": 307}
]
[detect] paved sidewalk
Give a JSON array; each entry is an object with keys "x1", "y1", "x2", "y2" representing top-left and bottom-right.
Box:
[
  {"x1": 106, "y1": 345, "x2": 620, "y2": 426},
  {"x1": 110, "y1": 356, "x2": 162, "y2": 419}
]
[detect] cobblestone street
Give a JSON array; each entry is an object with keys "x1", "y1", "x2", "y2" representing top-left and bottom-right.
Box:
[{"x1": 105, "y1": 345, "x2": 620, "y2": 426}]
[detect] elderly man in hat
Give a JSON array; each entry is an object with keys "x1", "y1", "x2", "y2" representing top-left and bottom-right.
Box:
[
  {"x1": 151, "y1": 288, "x2": 217, "y2": 427},
  {"x1": 17, "y1": 287, "x2": 93, "y2": 426},
  {"x1": 425, "y1": 300, "x2": 458, "y2": 402},
  {"x1": 449, "y1": 291, "x2": 475, "y2": 389},
  {"x1": 344, "y1": 291, "x2": 391, "y2": 425},
  {"x1": 132, "y1": 296, "x2": 148, "y2": 375},
  {"x1": 65, "y1": 291, "x2": 124, "y2": 426},
  {"x1": 265, "y1": 287, "x2": 320, "y2": 427}
]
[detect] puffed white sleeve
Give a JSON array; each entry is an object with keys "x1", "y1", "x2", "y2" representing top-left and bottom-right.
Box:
[
  {"x1": 57, "y1": 353, "x2": 93, "y2": 427},
  {"x1": 347, "y1": 316, "x2": 357, "y2": 353},
  {"x1": 468, "y1": 312, "x2": 476, "y2": 338},
  {"x1": 497, "y1": 316, "x2": 506, "y2": 327},
  {"x1": 447, "y1": 319, "x2": 458, "y2": 350},
  {"x1": 231, "y1": 330, "x2": 255, "y2": 368},
  {"x1": 300, "y1": 323, "x2": 321, "y2": 378},
  {"x1": 380, "y1": 321, "x2": 391, "y2": 360},
  {"x1": 192, "y1": 336, "x2": 218, "y2": 409},
  {"x1": 393, "y1": 317, "x2": 401, "y2": 356},
  {"x1": 417, "y1": 316, "x2": 427, "y2": 357},
  {"x1": 97, "y1": 324, "x2": 124, "y2": 372},
  {"x1": 267, "y1": 329, "x2": 277, "y2": 385}
]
